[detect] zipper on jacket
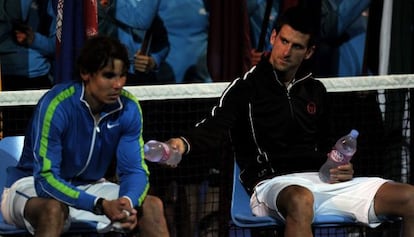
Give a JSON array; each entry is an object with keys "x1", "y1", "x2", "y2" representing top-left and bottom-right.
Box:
[
  {"x1": 75, "y1": 113, "x2": 98, "y2": 177},
  {"x1": 76, "y1": 85, "x2": 123, "y2": 177},
  {"x1": 77, "y1": 102, "x2": 106, "y2": 177},
  {"x1": 273, "y1": 70, "x2": 295, "y2": 118}
]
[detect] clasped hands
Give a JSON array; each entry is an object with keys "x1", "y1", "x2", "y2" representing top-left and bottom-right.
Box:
[{"x1": 102, "y1": 197, "x2": 138, "y2": 232}]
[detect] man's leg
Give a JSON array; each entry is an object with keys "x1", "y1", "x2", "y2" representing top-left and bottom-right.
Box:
[
  {"x1": 24, "y1": 197, "x2": 69, "y2": 237},
  {"x1": 139, "y1": 195, "x2": 170, "y2": 237},
  {"x1": 276, "y1": 185, "x2": 314, "y2": 237},
  {"x1": 373, "y1": 182, "x2": 414, "y2": 237}
]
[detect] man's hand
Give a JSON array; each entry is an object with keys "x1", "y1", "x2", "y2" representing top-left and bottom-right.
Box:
[
  {"x1": 250, "y1": 49, "x2": 262, "y2": 66},
  {"x1": 329, "y1": 163, "x2": 354, "y2": 183},
  {"x1": 102, "y1": 197, "x2": 138, "y2": 231},
  {"x1": 154, "y1": 138, "x2": 186, "y2": 168},
  {"x1": 99, "y1": 0, "x2": 110, "y2": 7},
  {"x1": 134, "y1": 50, "x2": 156, "y2": 73},
  {"x1": 13, "y1": 22, "x2": 34, "y2": 46},
  {"x1": 167, "y1": 138, "x2": 186, "y2": 155}
]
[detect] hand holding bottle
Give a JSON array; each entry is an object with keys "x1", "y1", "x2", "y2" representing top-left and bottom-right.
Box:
[
  {"x1": 319, "y1": 129, "x2": 359, "y2": 183},
  {"x1": 144, "y1": 140, "x2": 182, "y2": 167},
  {"x1": 166, "y1": 138, "x2": 187, "y2": 155},
  {"x1": 324, "y1": 162, "x2": 354, "y2": 183}
]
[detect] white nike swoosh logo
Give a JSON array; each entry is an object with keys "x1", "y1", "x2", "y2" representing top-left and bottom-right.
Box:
[{"x1": 107, "y1": 122, "x2": 120, "y2": 129}]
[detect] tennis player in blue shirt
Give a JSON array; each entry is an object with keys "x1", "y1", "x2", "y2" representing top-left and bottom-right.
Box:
[{"x1": 1, "y1": 36, "x2": 168, "y2": 237}]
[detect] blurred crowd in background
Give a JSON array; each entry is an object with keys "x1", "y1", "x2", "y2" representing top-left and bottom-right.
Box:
[
  {"x1": 0, "y1": 1, "x2": 413, "y2": 237},
  {"x1": 1, "y1": 0, "x2": 412, "y2": 90}
]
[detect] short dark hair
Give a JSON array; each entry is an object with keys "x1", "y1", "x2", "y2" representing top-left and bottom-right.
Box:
[
  {"x1": 76, "y1": 35, "x2": 130, "y2": 77},
  {"x1": 273, "y1": 6, "x2": 320, "y2": 47}
]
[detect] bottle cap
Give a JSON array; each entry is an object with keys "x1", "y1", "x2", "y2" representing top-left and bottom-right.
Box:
[{"x1": 350, "y1": 129, "x2": 359, "y2": 138}]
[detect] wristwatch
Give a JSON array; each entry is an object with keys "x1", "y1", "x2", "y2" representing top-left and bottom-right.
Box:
[{"x1": 93, "y1": 198, "x2": 105, "y2": 215}]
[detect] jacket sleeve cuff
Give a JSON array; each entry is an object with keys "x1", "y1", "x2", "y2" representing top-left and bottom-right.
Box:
[
  {"x1": 180, "y1": 136, "x2": 190, "y2": 155},
  {"x1": 77, "y1": 192, "x2": 97, "y2": 212}
]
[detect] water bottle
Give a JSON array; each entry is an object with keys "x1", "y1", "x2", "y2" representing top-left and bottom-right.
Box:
[
  {"x1": 318, "y1": 129, "x2": 359, "y2": 183},
  {"x1": 143, "y1": 140, "x2": 182, "y2": 166}
]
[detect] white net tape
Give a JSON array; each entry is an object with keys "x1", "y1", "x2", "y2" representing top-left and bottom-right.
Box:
[{"x1": 0, "y1": 74, "x2": 413, "y2": 106}]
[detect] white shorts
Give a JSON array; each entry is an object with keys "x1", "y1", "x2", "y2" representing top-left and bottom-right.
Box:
[
  {"x1": 250, "y1": 172, "x2": 389, "y2": 227},
  {"x1": 1, "y1": 176, "x2": 121, "y2": 234}
]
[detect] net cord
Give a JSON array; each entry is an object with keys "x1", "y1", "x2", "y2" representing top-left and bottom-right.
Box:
[{"x1": 0, "y1": 74, "x2": 413, "y2": 106}]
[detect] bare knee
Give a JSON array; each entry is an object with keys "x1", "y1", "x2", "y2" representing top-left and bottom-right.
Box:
[
  {"x1": 25, "y1": 198, "x2": 68, "y2": 231},
  {"x1": 142, "y1": 195, "x2": 166, "y2": 223},
  {"x1": 277, "y1": 185, "x2": 314, "y2": 220},
  {"x1": 375, "y1": 182, "x2": 414, "y2": 217},
  {"x1": 144, "y1": 195, "x2": 165, "y2": 213},
  {"x1": 38, "y1": 199, "x2": 68, "y2": 224},
  {"x1": 140, "y1": 195, "x2": 169, "y2": 237}
]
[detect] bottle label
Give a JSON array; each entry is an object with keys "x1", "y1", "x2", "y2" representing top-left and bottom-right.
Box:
[
  {"x1": 160, "y1": 143, "x2": 170, "y2": 161},
  {"x1": 329, "y1": 149, "x2": 345, "y2": 162}
]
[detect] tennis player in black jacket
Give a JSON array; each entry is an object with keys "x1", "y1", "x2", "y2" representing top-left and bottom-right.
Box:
[{"x1": 168, "y1": 6, "x2": 414, "y2": 237}]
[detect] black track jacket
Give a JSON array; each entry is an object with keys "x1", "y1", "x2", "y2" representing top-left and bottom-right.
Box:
[{"x1": 184, "y1": 56, "x2": 333, "y2": 193}]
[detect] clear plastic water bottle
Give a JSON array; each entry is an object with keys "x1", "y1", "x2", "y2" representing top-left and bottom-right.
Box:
[
  {"x1": 319, "y1": 129, "x2": 359, "y2": 183},
  {"x1": 144, "y1": 140, "x2": 182, "y2": 166}
]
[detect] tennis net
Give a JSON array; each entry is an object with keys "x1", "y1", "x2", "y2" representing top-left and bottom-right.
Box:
[{"x1": 0, "y1": 74, "x2": 413, "y2": 236}]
